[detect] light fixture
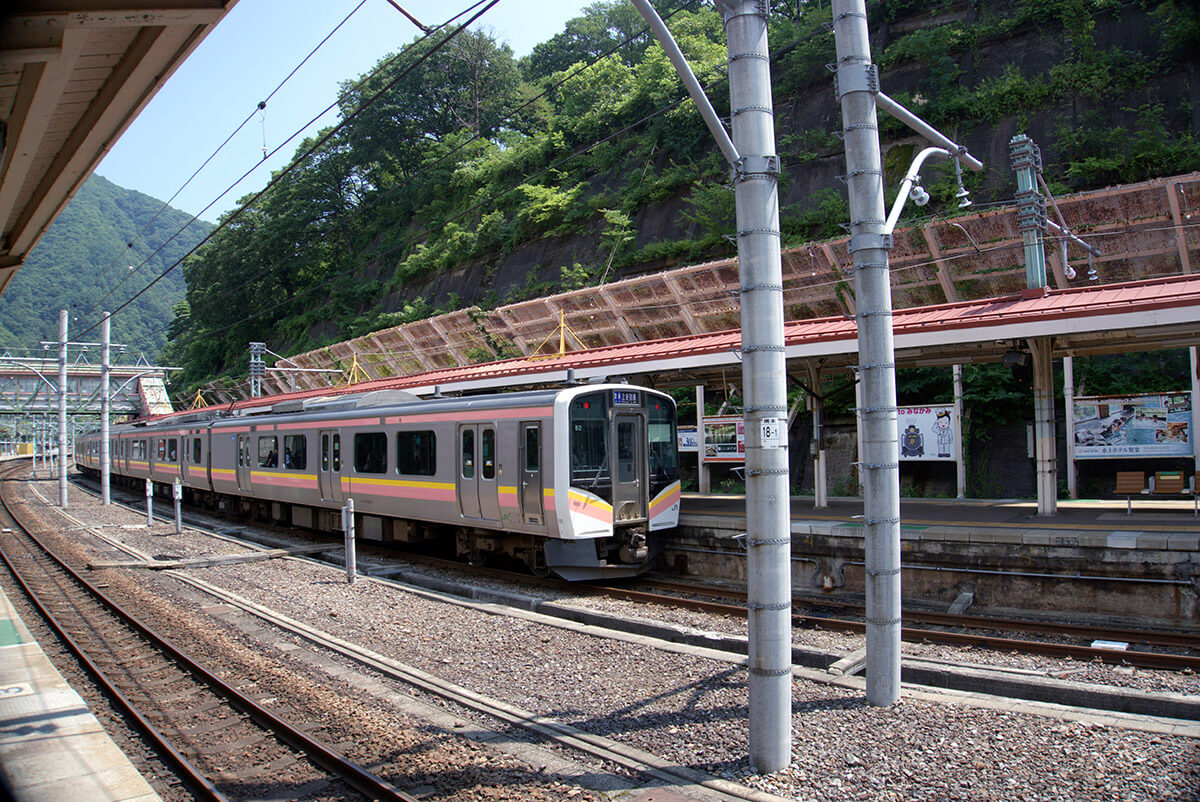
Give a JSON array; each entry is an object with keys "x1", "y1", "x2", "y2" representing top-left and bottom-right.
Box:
[{"x1": 1003, "y1": 349, "x2": 1029, "y2": 367}]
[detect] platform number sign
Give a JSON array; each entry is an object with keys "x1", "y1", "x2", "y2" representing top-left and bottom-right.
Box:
[{"x1": 760, "y1": 417, "x2": 783, "y2": 448}]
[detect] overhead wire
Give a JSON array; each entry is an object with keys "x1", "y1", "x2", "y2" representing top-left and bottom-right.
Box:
[
  {"x1": 85, "y1": 0, "x2": 371, "y2": 318},
  {"x1": 114, "y1": 0, "x2": 709, "y2": 352},
  {"x1": 76, "y1": 0, "x2": 499, "y2": 340}
]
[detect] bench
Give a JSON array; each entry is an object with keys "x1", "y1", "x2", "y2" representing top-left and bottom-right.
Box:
[{"x1": 1116, "y1": 470, "x2": 1196, "y2": 516}]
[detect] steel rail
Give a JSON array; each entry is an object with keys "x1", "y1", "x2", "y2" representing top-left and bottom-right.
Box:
[
  {"x1": 0, "y1": 462, "x2": 228, "y2": 801},
  {"x1": 1, "y1": 463, "x2": 416, "y2": 802}
]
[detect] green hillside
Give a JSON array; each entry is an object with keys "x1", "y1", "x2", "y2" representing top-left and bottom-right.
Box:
[
  {"x1": 163, "y1": 0, "x2": 1200, "y2": 392},
  {"x1": 0, "y1": 174, "x2": 211, "y2": 361}
]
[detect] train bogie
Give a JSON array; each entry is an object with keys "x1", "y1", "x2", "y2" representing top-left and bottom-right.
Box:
[{"x1": 77, "y1": 384, "x2": 681, "y2": 580}]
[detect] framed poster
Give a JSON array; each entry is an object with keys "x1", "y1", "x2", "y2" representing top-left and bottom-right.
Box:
[
  {"x1": 897, "y1": 405, "x2": 957, "y2": 462},
  {"x1": 702, "y1": 415, "x2": 745, "y2": 463},
  {"x1": 1073, "y1": 393, "x2": 1192, "y2": 458}
]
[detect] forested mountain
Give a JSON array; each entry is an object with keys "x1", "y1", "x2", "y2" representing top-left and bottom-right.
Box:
[
  {"x1": 0, "y1": 174, "x2": 211, "y2": 361},
  {"x1": 163, "y1": 0, "x2": 1200, "y2": 393}
]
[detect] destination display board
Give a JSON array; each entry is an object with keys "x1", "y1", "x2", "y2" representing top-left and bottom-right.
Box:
[
  {"x1": 1073, "y1": 392, "x2": 1193, "y2": 458},
  {"x1": 897, "y1": 405, "x2": 958, "y2": 462}
]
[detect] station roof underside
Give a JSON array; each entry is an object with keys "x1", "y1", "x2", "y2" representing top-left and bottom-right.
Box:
[
  {"x1": 0, "y1": 1, "x2": 234, "y2": 296},
  {"x1": 182, "y1": 273, "x2": 1200, "y2": 419}
]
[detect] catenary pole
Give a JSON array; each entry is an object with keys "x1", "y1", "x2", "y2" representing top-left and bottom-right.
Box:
[
  {"x1": 631, "y1": 0, "x2": 792, "y2": 772},
  {"x1": 101, "y1": 312, "x2": 111, "y2": 505},
  {"x1": 58, "y1": 310, "x2": 69, "y2": 508},
  {"x1": 719, "y1": 0, "x2": 792, "y2": 771},
  {"x1": 832, "y1": 0, "x2": 902, "y2": 704}
]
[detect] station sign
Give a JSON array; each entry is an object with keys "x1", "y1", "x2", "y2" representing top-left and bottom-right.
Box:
[
  {"x1": 677, "y1": 426, "x2": 698, "y2": 453},
  {"x1": 897, "y1": 405, "x2": 958, "y2": 462},
  {"x1": 1073, "y1": 392, "x2": 1193, "y2": 459}
]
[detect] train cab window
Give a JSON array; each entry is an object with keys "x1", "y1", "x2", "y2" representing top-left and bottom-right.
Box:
[
  {"x1": 569, "y1": 391, "x2": 611, "y2": 502},
  {"x1": 167, "y1": 438, "x2": 178, "y2": 463},
  {"x1": 258, "y1": 436, "x2": 279, "y2": 467},
  {"x1": 396, "y1": 431, "x2": 435, "y2": 476},
  {"x1": 648, "y1": 398, "x2": 680, "y2": 495},
  {"x1": 481, "y1": 428, "x2": 496, "y2": 480},
  {"x1": 284, "y1": 435, "x2": 306, "y2": 469},
  {"x1": 192, "y1": 437, "x2": 202, "y2": 465},
  {"x1": 355, "y1": 432, "x2": 386, "y2": 473},
  {"x1": 461, "y1": 430, "x2": 475, "y2": 479}
]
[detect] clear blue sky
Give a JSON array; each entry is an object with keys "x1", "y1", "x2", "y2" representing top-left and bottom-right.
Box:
[{"x1": 97, "y1": 0, "x2": 591, "y2": 221}]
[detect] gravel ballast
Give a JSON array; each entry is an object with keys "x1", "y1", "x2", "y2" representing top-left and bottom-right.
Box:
[{"x1": 19, "y1": 475, "x2": 1200, "y2": 801}]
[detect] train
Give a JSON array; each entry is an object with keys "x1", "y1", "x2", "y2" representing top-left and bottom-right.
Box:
[{"x1": 76, "y1": 384, "x2": 682, "y2": 580}]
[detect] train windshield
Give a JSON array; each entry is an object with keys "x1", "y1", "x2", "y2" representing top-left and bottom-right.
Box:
[
  {"x1": 569, "y1": 392, "x2": 611, "y2": 503},
  {"x1": 647, "y1": 397, "x2": 679, "y2": 496}
]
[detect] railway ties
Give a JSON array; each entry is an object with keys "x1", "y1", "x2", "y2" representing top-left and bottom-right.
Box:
[{"x1": 0, "y1": 461, "x2": 416, "y2": 802}]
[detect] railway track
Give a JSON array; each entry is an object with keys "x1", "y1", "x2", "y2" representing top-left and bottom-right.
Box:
[
  {"x1": 72, "y1": 472, "x2": 1200, "y2": 679},
  {"x1": 0, "y1": 462, "x2": 416, "y2": 802}
]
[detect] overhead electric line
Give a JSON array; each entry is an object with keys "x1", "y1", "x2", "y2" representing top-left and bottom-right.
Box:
[
  {"x1": 85, "y1": 0, "x2": 372, "y2": 318},
  {"x1": 76, "y1": 0, "x2": 500, "y2": 340}
]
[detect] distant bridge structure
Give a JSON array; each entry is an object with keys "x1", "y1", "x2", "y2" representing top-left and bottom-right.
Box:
[{"x1": 0, "y1": 353, "x2": 173, "y2": 417}]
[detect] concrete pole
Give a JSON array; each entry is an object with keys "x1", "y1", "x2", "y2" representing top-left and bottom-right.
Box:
[
  {"x1": 343, "y1": 497, "x2": 357, "y2": 584},
  {"x1": 806, "y1": 361, "x2": 827, "y2": 507},
  {"x1": 101, "y1": 313, "x2": 111, "y2": 505},
  {"x1": 58, "y1": 310, "x2": 69, "y2": 508},
  {"x1": 1030, "y1": 339, "x2": 1057, "y2": 515},
  {"x1": 697, "y1": 385, "x2": 709, "y2": 494},
  {"x1": 1191, "y1": 347, "x2": 1199, "y2": 478},
  {"x1": 146, "y1": 478, "x2": 154, "y2": 526},
  {"x1": 953, "y1": 364, "x2": 966, "y2": 499},
  {"x1": 719, "y1": 0, "x2": 792, "y2": 771},
  {"x1": 1063, "y1": 356, "x2": 1077, "y2": 499},
  {"x1": 833, "y1": 0, "x2": 902, "y2": 705}
]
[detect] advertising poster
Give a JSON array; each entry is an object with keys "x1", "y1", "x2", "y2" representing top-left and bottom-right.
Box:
[
  {"x1": 677, "y1": 426, "x2": 698, "y2": 453},
  {"x1": 703, "y1": 415, "x2": 745, "y2": 463},
  {"x1": 1073, "y1": 393, "x2": 1192, "y2": 458},
  {"x1": 897, "y1": 405, "x2": 957, "y2": 462}
]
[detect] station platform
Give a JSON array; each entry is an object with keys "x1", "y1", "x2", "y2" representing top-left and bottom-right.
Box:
[
  {"x1": 680, "y1": 494, "x2": 1200, "y2": 549},
  {"x1": 673, "y1": 494, "x2": 1200, "y2": 621},
  {"x1": 0, "y1": 586, "x2": 160, "y2": 802}
]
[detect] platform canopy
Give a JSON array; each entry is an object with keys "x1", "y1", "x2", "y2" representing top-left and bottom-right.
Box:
[{"x1": 0, "y1": 0, "x2": 235, "y2": 297}]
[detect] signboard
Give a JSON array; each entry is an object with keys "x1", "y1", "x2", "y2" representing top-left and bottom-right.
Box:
[
  {"x1": 1073, "y1": 392, "x2": 1192, "y2": 459},
  {"x1": 897, "y1": 405, "x2": 957, "y2": 462},
  {"x1": 677, "y1": 426, "x2": 698, "y2": 453},
  {"x1": 703, "y1": 415, "x2": 745, "y2": 463}
]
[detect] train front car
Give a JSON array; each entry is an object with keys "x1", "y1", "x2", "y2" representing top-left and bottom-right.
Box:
[{"x1": 548, "y1": 385, "x2": 680, "y2": 580}]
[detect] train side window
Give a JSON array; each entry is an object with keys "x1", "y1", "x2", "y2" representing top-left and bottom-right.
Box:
[
  {"x1": 461, "y1": 430, "x2": 475, "y2": 479},
  {"x1": 332, "y1": 434, "x2": 341, "y2": 472},
  {"x1": 396, "y1": 430, "x2": 435, "y2": 476},
  {"x1": 157, "y1": 439, "x2": 166, "y2": 460},
  {"x1": 192, "y1": 437, "x2": 202, "y2": 464},
  {"x1": 481, "y1": 428, "x2": 496, "y2": 480},
  {"x1": 525, "y1": 427, "x2": 539, "y2": 472},
  {"x1": 354, "y1": 432, "x2": 387, "y2": 473},
  {"x1": 322, "y1": 435, "x2": 330, "y2": 471},
  {"x1": 167, "y1": 438, "x2": 178, "y2": 463},
  {"x1": 258, "y1": 436, "x2": 279, "y2": 467},
  {"x1": 284, "y1": 435, "x2": 306, "y2": 469}
]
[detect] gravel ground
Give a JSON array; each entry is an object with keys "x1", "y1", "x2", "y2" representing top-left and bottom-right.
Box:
[{"x1": 25, "y1": 476, "x2": 1200, "y2": 801}]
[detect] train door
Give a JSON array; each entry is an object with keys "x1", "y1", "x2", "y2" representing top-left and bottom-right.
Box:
[
  {"x1": 612, "y1": 412, "x2": 647, "y2": 522},
  {"x1": 236, "y1": 434, "x2": 251, "y2": 491},
  {"x1": 519, "y1": 422, "x2": 544, "y2": 527},
  {"x1": 180, "y1": 434, "x2": 190, "y2": 483},
  {"x1": 318, "y1": 430, "x2": 344, "y2": 503},
  {"x1": 458, "y1": 424, "x2": 499, "y2": 522}
]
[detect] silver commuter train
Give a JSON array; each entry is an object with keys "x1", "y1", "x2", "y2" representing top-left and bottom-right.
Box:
[{"x1": 76, "y1": 384, "x2": 682, "y2": 580}]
